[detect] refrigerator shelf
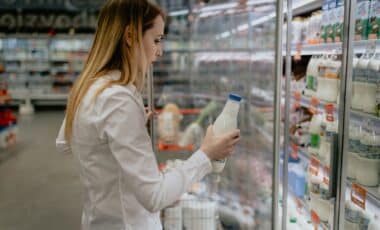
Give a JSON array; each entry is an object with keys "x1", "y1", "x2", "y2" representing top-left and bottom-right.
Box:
[
  {"x1": 298, "y1": 94, "x2": 338, "y2": 115},
  {"x1": 298, "y1": 94, "x2": 380, "y2": 125},
  {"x1": 350, "y1": 110, "x2": 380, "y2": 125},
  {"x1": 290, "y1": 40, "x2": 380, "y2": 56}
]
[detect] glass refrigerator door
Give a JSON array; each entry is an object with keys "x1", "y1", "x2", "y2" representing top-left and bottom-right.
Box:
[
  {"x1": 153, "y1": 1, "x2": 283, "y2": 229},
  {"x1": 282, "y1": 0, "x2": 347, "y2": 229},
  {"x1": 341, "y1": 0, "x2": 380, "y2": 229}
]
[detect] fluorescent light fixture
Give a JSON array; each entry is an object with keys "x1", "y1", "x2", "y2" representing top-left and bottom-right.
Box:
[
  {"x1": 237, "y1": 23, "x2": 249, "y2": 31},
  {"x1": 197, "y1": 2, "x2": 237, "y2": 13},
  {"x1": 168, "y1": 9, "x2": 189, "y2": 17},
  {"x1": 250, "y1": 12, "x2": 275, "y2": 27},
  {"x1": 220, "y1": 31, "x2": 231, "y2": 38}
]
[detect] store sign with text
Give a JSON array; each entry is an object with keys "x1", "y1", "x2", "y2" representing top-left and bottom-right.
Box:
[
  {"x1": 0, "y1": 11, "x2": 97, "y2": 32},
  {"x1": 0, "y1": 0, "x2": 103, "y2": 10}
]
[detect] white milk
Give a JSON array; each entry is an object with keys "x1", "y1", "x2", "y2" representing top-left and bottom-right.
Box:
[{"x1": 212, "y1": 94, "x2": 241, "y2": 173}]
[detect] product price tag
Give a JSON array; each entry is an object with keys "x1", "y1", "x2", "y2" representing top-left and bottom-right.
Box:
[
  {"x1": 309, "y1": 157, "x2": 320, "y2": 176},
  {"x1": 310, "y1": 210, "x2": 320, "y2": 226},
  {"x1": 308, "y1": 96, "x2": 320, "y2": 114},
  {"x1": 351, "y1": 183, "x2": 367, "y2": 210},
  {"x1": 324, "y1": 104, "x2": 335, "y2": 122},
  {"x1": 323, "y1": 166, "x2": 330, "y2": 185}
]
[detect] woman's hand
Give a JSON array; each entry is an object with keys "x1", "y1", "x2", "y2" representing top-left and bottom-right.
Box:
[
  {"x1": 145, "y1": 108, "x2": 157, "y2": 124},
  {"x1": 200, "y1": 125, "x2": 240, "y2": 160}
]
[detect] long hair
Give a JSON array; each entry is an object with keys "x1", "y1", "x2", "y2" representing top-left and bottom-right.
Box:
[{"x1": 65, "y1": 0, "x2": 165, "y2": 141}]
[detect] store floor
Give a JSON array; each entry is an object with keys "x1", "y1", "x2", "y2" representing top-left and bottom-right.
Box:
[{"x1": 0, "y1": 111, "x2": 82, "y2": 230}]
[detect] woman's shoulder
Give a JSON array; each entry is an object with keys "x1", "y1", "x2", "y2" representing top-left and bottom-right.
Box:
[{"x1": 91, "y1": 76, "x2": 144, "y2": 114}]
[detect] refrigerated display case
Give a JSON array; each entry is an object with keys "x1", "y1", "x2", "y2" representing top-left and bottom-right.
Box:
[
  {"x1": 282, "y1": 0, "x2": 380, "y2": 229},
  {"x1": 151, "y1": 1, "x2": 284, "y2": 229}
]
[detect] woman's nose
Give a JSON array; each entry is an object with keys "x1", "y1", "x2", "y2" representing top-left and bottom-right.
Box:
[{"x1": 156, "y1": 46, "x2": 163, "y2": 57}]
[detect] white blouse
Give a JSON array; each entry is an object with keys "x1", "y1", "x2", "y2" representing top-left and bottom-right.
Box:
[{"x1": 56, "y1": 70, "x2": 212, "y2": 230}]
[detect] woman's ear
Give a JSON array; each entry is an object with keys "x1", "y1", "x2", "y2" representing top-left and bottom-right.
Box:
[{"x1": 124, "y1": 26, "x2": 133, "y2": 47}]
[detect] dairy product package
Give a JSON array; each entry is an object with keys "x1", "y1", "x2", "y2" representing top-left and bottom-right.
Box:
[
  {"x1": 334, "y1": 0, "x2": 344, "y2": 42},
  {"x1": 365, "y1": 54, "x2": 380, "y2": 114},
  {"x1": 306, "y1": 56, "x2": 320, "y2": 92},
  {"x1": 352, "y1": 55, "x2": 371, "y2": 110},
  {"x1": 158, "y1": 103, "x2": 182, "y2": 145},
  {"x1": 327, "y1": 0, "x2": 337, "y2": 43},
  {"x1": 212, "y1": 94, "x2": 241, "y2": 173},
  {"x1": 368, "y1": 0, "x2": 380, "y2": 39},
  {"x1": 320, "y1": 0, "x2": 330, "y2": 43},
  {"x1": 306, "y1": 12, "x2": 322, "y2": 44},
  {"x1": 355, "y1": 0, "x2": 371, "y2": 40}
]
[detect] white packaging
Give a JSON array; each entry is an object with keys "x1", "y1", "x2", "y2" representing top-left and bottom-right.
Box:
[
  {"x1": 355, "y1": 153, "x2": 380, "y2": 186},
  {"x1": 352, "y1": 56, "x2": 370, "y2": 110},
  {"x1": 212, "y1": 94, "x2": 241, "y2": 173},
  {"x1": 182, "y1": 200, "x2": 217, "y2": 230},
  {"x1": 164, "y1": 205, "x2": 182, "y2": 230},
  {"x1": 347, "y1": 152, "x2": 358, "y2": 180},
  {"x1": 317, "y1": 77, "x2": 339, "y2": 102}
]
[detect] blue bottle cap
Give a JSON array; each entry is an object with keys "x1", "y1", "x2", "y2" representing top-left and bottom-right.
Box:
[{"x1": 228, "y1": 93, "x2": 242, "y2": 102}]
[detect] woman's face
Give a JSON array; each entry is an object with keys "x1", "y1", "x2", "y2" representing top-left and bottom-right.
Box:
[{"x1": 143, "y1": 16, "x2": 165, "y2": 68}]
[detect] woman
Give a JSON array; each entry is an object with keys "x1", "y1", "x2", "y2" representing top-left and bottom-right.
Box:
[{"x1": 56, "y1": 0, "x2": 240, "y2": 229}]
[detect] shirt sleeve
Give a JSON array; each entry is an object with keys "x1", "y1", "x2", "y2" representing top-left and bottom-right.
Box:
[
  {"x1": 95, "y1": 89, "x2": 212, "y2": 213},
  {"x1": 55, "y1": 118, "x2": 72, "y2": 155}
]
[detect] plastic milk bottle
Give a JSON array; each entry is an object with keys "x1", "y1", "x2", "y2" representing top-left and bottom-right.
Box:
[{"x1": 211, "y1": 93, "x2": 242, "y2": 173}]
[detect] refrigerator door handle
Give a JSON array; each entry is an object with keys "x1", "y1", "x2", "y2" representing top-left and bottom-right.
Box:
[{"x1": 329, "y1": 133, "x2": 339, "y2": 199}]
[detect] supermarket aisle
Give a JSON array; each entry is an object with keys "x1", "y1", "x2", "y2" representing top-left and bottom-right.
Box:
[{"x1": 0, "y1": 111, "x2": 82, "y2": 230}]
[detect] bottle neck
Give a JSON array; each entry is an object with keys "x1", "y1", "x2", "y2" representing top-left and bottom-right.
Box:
[{"x1": 222, "y1": 100, "x2": 240, "y2": 116}]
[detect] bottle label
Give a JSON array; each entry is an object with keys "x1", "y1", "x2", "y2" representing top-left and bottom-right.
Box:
[
  {"x1": 310, "y1": 133, "x2": 321, "y2": 148},
  {"x1": 368, "y1": 144, "x2": 380, "y2": 159},
  {"x1": 367, "y1": 68, "x2": 378, "y2": 84},
  {"x1": 334, "y1": 5, "x2": 345, "y2": 42},
  {"x1": 349, "y1": 138, "x2": 361, "y2": 152},
  {"x1": 306, "y1": 75, "x2": 315, "y2": 90},
  {"x1": 368, "y1": 1, "x2": 380, "y2": 39},
  {"x1": 355, "y1": 1, "x2": 370, "y2": 40},
  {"x1": 356, "y1": 67, "x2": 368, "y2": 82}
]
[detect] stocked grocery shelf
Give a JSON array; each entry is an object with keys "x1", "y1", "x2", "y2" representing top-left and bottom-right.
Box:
[
  {"x1": 295, "y1": 40, "x2": 380, "y2": 55},
  {"x1": 287, "y1": 187, "x2": 329, "y2": 230},
  {"x1": 297, "y1": 94, "x2": 380, "y2": 125},
  {"x1": 299, "y1": 94, "x2": 338, "y2": 114},
  {"x1": 350, "y1": 110, "x2": 380, "y2": 124},
  {"x1": 9, "y1": 93, "x2": 68, "y2": 106},
  {"x1": 162, "y1": 39, "x2": 380, "y2": 57},
  {"x1": 346, "y1": 181, "x2": 380, "y2": 209}
]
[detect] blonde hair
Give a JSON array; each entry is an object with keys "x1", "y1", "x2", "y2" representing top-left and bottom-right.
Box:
[{"x1": 65, "y1": 0, "x2": 165, "y2": 141}]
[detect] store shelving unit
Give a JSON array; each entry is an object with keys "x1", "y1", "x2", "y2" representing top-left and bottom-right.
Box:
[{"x1": 0, "y1": 35, "x2": 92, "y2": 107}]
